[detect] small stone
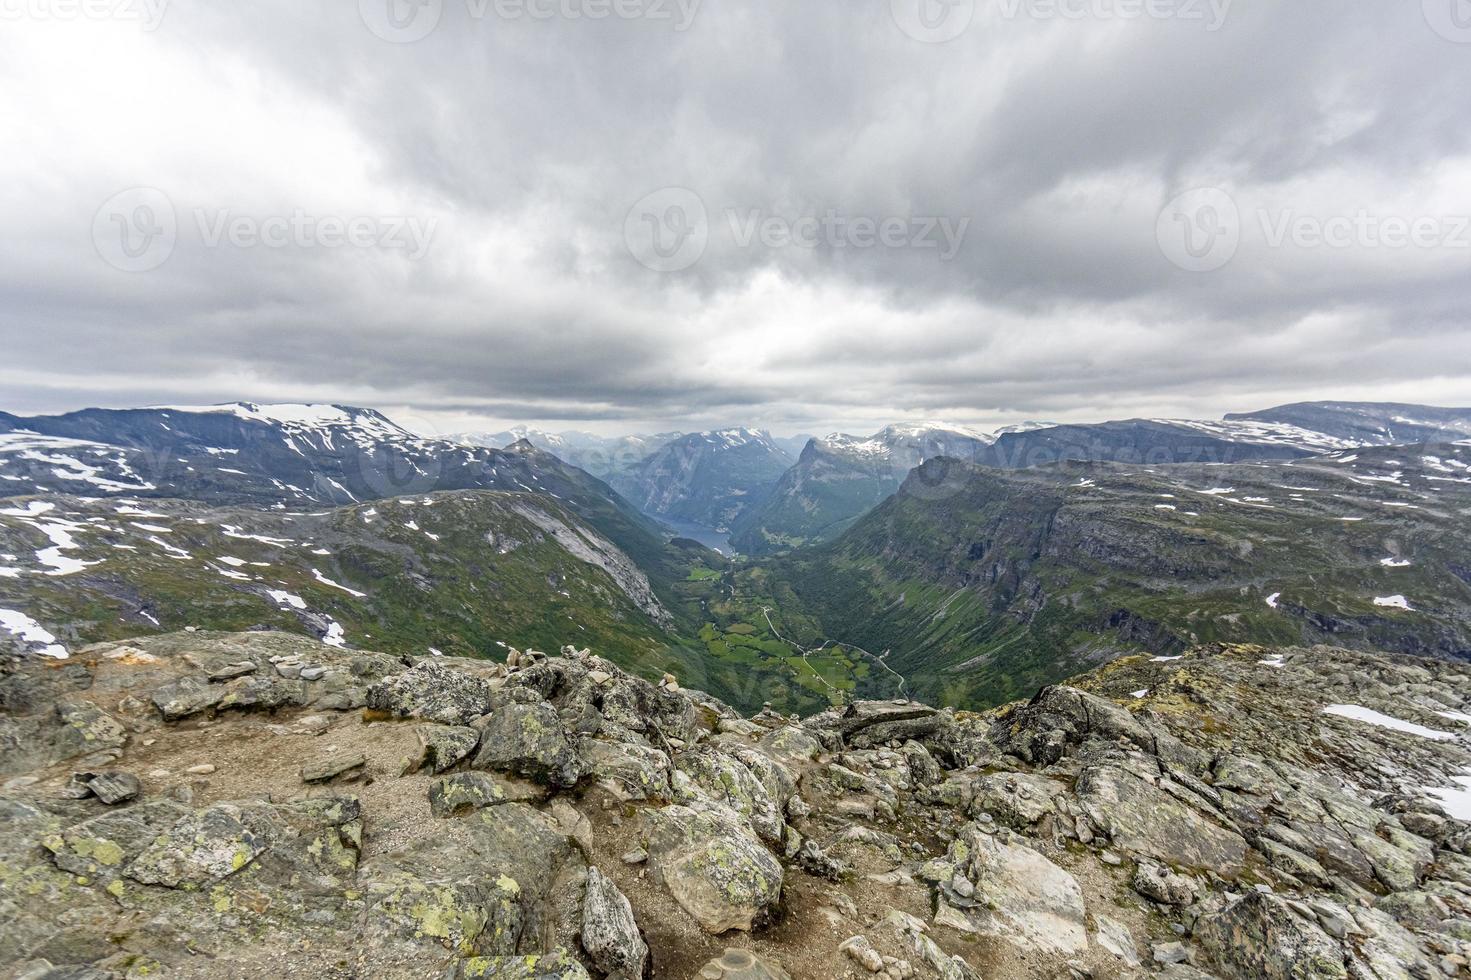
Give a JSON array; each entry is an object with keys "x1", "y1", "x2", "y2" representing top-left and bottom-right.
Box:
[
  {"x1": 1152, "y1": 942, "x2": 1188, "y2": 965},
  {"x1": 428, "y1": 772, "x2": 506, "y2": 817},
  {"x1": 209, "y1": 662, "x2": 257, "y2": 682},
  {"x1": 294, "y1": 714, "x2": 334, "y2": 735},
  {"x1": 2, "y1": 775, "x2": 39, "y2": 791},
  {"x1": 59, "y1": 772, "x2": 96, "y2": 799},
  {"x1": 588, "y1": 669, "x2": 613, "y2": 686},
  {"x1": 840, "y1": 935, "x2": 885, "y2": 973},
  {"x1": 87, "y1": 770, "x2": 142, "y2": 805},
  {"x1": 300, "y1": 752, "x2": 367, "y2": 783},
  {"x1": 185, "y1": 764, "x2": 216, "y2": 775},
  {"x1": 1093, "y1": 914, "x2": 1140, "y2": 967},
  {"x1": 299, "y1": 666, "x2": 326, "y2": 681},
  {"x1": 1100, "y1": 851, "x2": 1123, "y2": 866},
  {"x1": 621, "y1": 848, "x2": 648, "y2": 865}
]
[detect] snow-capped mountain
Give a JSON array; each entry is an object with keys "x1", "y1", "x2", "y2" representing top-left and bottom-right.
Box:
[
  {"x1": 1224, "y1": 401, "x2": 1471, "y2": 447},
  {"x1": 611, "y1": 428, "x2": 795, "y2": 531},
  {"x1": 453, "y1": 429, "x2": 684, "y2": 481},
  {"x1": 0, "y1": 403, "x2": 664, "y2": 561},
  {"x1": 729, "y1": 422, "x2": 998, "y2": 554}
]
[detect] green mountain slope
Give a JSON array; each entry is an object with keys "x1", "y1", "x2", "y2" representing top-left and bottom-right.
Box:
[
  {"x1": 0, "y1": 491, "x2": 718, "y2": 680},
  {"x1": 762, "y1": 443, "x2": 1471, "y2": 708}
]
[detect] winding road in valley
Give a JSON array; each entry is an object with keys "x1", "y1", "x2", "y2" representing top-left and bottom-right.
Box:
[{"x1": 761, "y1": 606, "x2": 910, "y2": 700}]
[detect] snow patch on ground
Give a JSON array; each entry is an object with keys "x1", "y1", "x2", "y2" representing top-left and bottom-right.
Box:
[
  {"x1": 1323, "y1": 704, "x2": 1455, "y2": 740},
  {"x1": 312, "y1": 569, "x2": 366, "y2": 597},
  {"x1": 1374, "y1": 595, "x2": 1413, "y2": 611},
  {"x1": 0, "y1": 608, "x2": 67, "y2": 658},
  {"x1": 1422, "y1": 774, "x2": 1471, "y2": 821}
]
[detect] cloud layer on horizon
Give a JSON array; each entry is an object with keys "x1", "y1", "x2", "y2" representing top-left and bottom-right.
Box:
[{"x1": 2, "y1": 0, "x2": 1469, "y2": 436}]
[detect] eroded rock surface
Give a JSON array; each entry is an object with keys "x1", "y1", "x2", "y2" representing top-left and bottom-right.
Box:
[{"x1": 1, "y1": 632, "x2": 1470, "y2": 979}]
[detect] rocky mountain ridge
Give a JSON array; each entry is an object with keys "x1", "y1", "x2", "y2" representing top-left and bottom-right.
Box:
[
  {"x1": 611, "y1": 430, "x2": 795, "y2": 534},
  {"x1": 2, "y1": 630, "x2": 1470, "y2": 979},
  {"x1": 761, "y1": 442, "x2": 1471, "y2": 708}
]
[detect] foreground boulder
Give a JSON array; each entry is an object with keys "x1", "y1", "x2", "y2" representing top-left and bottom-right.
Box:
[
  {"x1": 923, "y1": 825, "x2": 1087, "y2": 955},
  {"x1": 1195, "y1": 893, "x2": 1349, "y2": 980},
  {"x1": 3, "y1": 631, "x2": 1471, "y2": 979},
  {"x1": 473, "y1": 701, "x2": 585, "y2": 788},
  {"x1": 645, "y1": 802, "x2": 784, "y2": 933}
]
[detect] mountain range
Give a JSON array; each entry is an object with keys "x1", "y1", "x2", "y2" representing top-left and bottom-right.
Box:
[
  {"x1": 4, "y1": 399, "x2": 1471, "y2": 718},
  {"x1": 608, "y1": 429, "x2": 796, "y2": 534}
]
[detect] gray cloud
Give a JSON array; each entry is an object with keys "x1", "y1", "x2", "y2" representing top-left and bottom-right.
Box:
[{"x1": 1, "y1": 0, "x2": 1469, "y2": 435}]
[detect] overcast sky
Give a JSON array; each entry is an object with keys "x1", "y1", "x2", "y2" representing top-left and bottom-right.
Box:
[{"x1": 2, "y1": 0, "x2": 1470, "y2": 437}]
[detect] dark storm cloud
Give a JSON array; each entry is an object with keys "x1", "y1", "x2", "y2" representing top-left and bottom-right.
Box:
[{"x1": 1, "y1": 0, "x2": 1468, "y2": 432}]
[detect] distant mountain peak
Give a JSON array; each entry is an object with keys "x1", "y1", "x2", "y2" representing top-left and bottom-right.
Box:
[{"x1": 148, "y1": 402, "x2": 413, "y2": 439}]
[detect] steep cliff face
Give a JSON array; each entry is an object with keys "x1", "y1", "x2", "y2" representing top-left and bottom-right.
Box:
[
  {"x1": 730, "y1": 424, "x2": 996, "y2": 555},
  {"x1": 612, "y1": 429, "x2": 794, "y2": 531},
  {"x1": 771, "y1": 443, "x2": 1471, "y2": 707},
  {"x1": 1, "y1": 631, "x2": 1468, "y2": 979}
]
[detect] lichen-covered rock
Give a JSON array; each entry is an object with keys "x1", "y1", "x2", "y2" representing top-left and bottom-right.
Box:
[
  {"x1": 1195, "y1": 893, "x2": 1348, "y2": 980},
  {"x1": 458, "y1": 949, "x2": 593, "y2": 978},
  {"x1": 150, "y1": 675, "x2": 224, "y2": 720},
  {"x1": 430, "y1": 772, "x2": 510, "y2": 818},
  {"x1": 414, "y1": 723, "x2": 482, "y2": 774},
  {"x1": 124, "y1": 803, "x2": 267, "y2": 888},
  {"x1": 367, "y1": 661, "x2": 496, "y2": 725},
  {"x1": 993, "y1": 685, "x2": 1152, "y2": 764},
  {"x1": 355, "y1": 806, "x2": 580, "y2": 971},
  {"x1": 579, "y1": 738, "x2": 672, "y2": 801},
  {"x1": 645, "y1": 802, "x2": 783, "y2": 934},
  {"x1": 580, "y1": 866, "x2": 647, "y2": 979},
  {"x1": 928, "y1": 825, "x2": 1087, "y2": 955},
  {"x1": 1077, "y1": 761, "x2": 1248, "y2": 876},
  {"x1": 362, "y1": 870, "x2": 525, "y2": 958},
  {"x1": 42, "y1": 799, "x2": 190, "y2": 879},
  {"x1": 677, "y1": 748, "x2": 784, "y2": 844},
  {"x1": 54, "y1": 702, "x2": 128, "y2": 760},
  {"x1": 299, "y1": 751, "x2": 367, "y2": 783},
  {"x1": 1132, "y1": 860, "x2": 1197, "y2": 906},
  {"x1": 967, "y1": 772, "x2": 1064, "y2": 827},
  {"x1": 473, "y1": 702, "x2": 584, "y2": 788},
  {"x1": 757, "y1": 725, "x2": 823, "y2": 764}
]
